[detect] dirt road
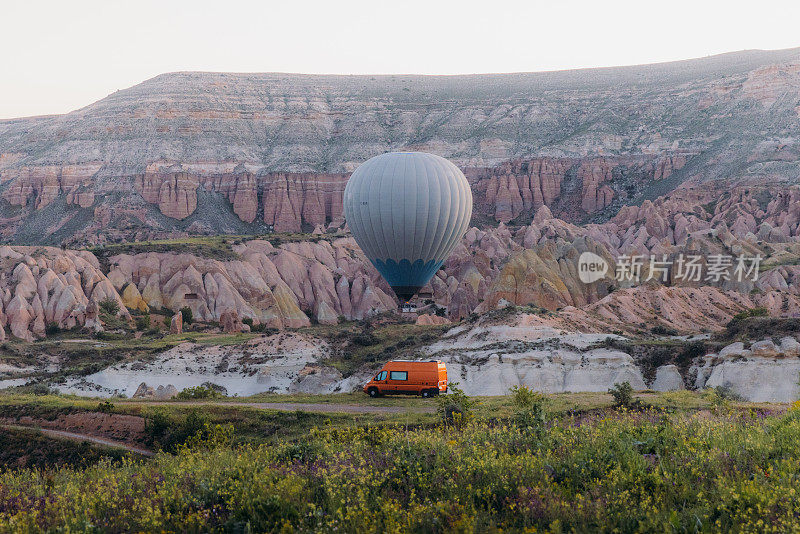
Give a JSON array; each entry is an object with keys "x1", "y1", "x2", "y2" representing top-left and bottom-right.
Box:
[
  {"x1": 1, "y1": 424, "x2": 154, "y2": 457},
  {"x1": 132, "y1": 400, "x2": 436, "y2": 414}
]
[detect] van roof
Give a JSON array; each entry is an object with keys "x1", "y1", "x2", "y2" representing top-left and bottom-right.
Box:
[{"x1": 388, "y1": 359, "x2": 442, "y2": 363}]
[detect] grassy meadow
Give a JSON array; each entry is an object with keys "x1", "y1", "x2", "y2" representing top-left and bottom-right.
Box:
[{"x1": 0, "y1": 389, "x2": 799, "y2": 532}]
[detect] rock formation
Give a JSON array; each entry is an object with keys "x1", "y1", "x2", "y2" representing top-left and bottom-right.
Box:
[
  {"x1": 220, "y1": 309, "x2": 248, "y2": 333},
  {"x1": 170, "y1": 313, "x2": 183, "y2": 334},
  {"x1": 132, "y1": 382, "x2": 179, "y2": 399},
  {"x1": 0, "y1": 246, "x2": 128, "y2": 341},
  {"x1": 105, "y1": 238, "x2": 397, "y2": 328},
  {"x1": 415, "y1": 314, "x2": 451, "y2": 326},
  {"x1": 694, "y1": 337, "x2": 800, "y2": 402}
]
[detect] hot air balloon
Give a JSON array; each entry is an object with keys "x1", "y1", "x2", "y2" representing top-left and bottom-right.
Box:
[{"x1": 343, "y1": 152, "x2": 473, "y2": 304}]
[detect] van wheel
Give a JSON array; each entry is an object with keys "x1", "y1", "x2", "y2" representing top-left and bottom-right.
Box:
[
  {"x1": 367, "y1": 387, "x2": 380, "y2": 398},
  {"x1": 422, "y1": 389, "x2": 433, "y2": 398}
]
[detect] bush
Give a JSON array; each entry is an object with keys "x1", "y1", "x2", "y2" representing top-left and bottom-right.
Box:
[
  {"x1": 436, "y1": 384, "x2": 476, "y2": 428},
  {"x1": 178, "y1": 422, "x2": 234, "y2": 451},
  {"x1": 135, "y1": 314, "x2": 151, "y2": 330},
  {"x1": 608, "y1": 381, "x2": 643, "y2": 410},
  {"x1": 706, "y1": 385, "x2": 744, "y2": 413},
  {"x1": 97, "y1": 400, "x2": 115, "y2": 413},
  {"x1": 8, "y1": 405, "x2": 800, "y2": 531},
  {"x1": 180, "y1": 306, "x2": 194, "y2": 325},
  {"x1": 27, "y1": 383, "x2": 55, "y2": 396},
  {"x1": 677, "y1": 341, "x2": 707, "y2": 365},
  {"x1": 239, "y1": 317, "x2": 277, "y2": 334},
  {"x1": 650, "y1": 325, "x2": 678, "y2": 336},
  {"x1": 201, "y1": 382, "x2": 228, "y2": 396},
  {"x1": 45, "y1": 322, "x2": 62, "y2": 336},
  {"x1": 99, "y1": 298, "x2": 120, "y2": 316},
  {"x1": 727, "y1": 307, "x2": 769, "y2": 327},
  {"x1": 510, "y1": 385, "x2": 547, "y2": 434},
  {"x1": 144, "y1": 409, "x2": 214, "y2": 452},
  {"x1": 143, "y1": 408, "x2": 171, "y2": 445},
  {"x1": 176, "y1": 385, "x2": 224, "y2": 400},
  {"x1": 352, "y1": 331, "x2": 379, "y2": 346}
]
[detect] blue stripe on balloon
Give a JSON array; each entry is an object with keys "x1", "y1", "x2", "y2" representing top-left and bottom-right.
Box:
[{"x1": 372, "y1": 258, "x2": 444, "y2": 288}]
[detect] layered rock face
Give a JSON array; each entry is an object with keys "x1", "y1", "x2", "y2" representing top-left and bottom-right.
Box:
[
  {"x1": 133, "y1": 164, "x2": 348, "y2": 232},
  {"x1": 3, "y1": 49, "x2": 800, "y2": 244},
  {"x1": 590, "y1": 185, "x2": 800, "y2": 257},
  {"x1": 260, "y1": 173, "x2": 347, "y2": 232},
  {"x1": 467, "y1": 155, "x2": 688, "y2": 222},
  {"x1": 1, "y1": 163, "x2": 102, "y2": 210},
  {"x1": 0, "y1": 154, "x2": 690, "y2": 242}
]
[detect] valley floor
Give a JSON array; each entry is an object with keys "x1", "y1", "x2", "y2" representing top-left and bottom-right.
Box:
[{"x1": 0, "y1": 390, "x2": 797, "y2": 532}]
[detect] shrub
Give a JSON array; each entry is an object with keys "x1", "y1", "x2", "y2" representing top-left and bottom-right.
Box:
[
  {"x1": 179, "y1": 422, "x2": 234, "y2": 451},
  {"x1": 510, "y1": 385, "x2": 547, "y2": 434},
  {"x1": 609, "y1": 381, "x2": 643, "y2": 410},
  {"x1": 176, "y1": 385, "x2": 224, "y2": 400},
  {"x1": 97, "y1": 400, "x2": 115, "y2": 413},
  {"x1": 650, "y1": 325, "x2": 678, "y2": 336},
  {"x1": 706, "y1": 385, "x2": 744, "y2": 413},
  {"x1": 201, "y1": 382, "x2": 228, "y2": 396},
  {"x1": 7, "y1": 404, "x2": 800, "y2": 531},
  {"x1": 95, "y1": 331, "x2": 126, "y2": 341},
  {"x1": 98, "y1": 298, "x2": 120, "y2": 316},
  {"x1": 45, "y1": 322, "x2": 62, "y2": 336},
  {"x1": 436, "y1": 384, "x2": 476, "y2": 428},
  {"x1": 676, "y1": 341, "x2": 707, "y2": 368},
  {"x1": 352, "y1": 331, "x2": 379, "y2": 346},
  {"x1": 713, "y1": 385, "x2": 743, "y2": 401},
  {"x1": 144, "y1": 409, "x2": 213, "y2": 452},
  {"x1": 180, "y1": 306, "x2": 193, "y2": 325},
  {"x1": 135, "y1": 314, "x2": 151, "y2": 330},
  {"x1": 143, "y1": 408, "x2": 171, "y2": 445},
  {"x1": 238, "y1": 317, "x2": 276, "y2": 334},
  {"x1": 727, "y1": 307, "x2": 769, "y2": 328},
  {"x1": 27, "y1": 383, "x2": 55, "y2": 396}
]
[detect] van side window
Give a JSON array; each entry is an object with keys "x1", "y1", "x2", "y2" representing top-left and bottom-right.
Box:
[
  {"x1": 376, "y1": 371, "x2": 387, "y2": 381},
  {"x1": 389, "y1": 371, "x2": 408, "y2": 381}
]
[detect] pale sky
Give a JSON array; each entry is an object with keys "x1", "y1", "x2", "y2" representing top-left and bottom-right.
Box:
[{"x1": 2, "y1": 0, "x2": 800, "y2": 119}]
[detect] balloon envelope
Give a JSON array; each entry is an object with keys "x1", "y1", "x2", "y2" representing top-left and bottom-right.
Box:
[{"x1": 343, "y1": 152, "x2": 473, "y2": 302}]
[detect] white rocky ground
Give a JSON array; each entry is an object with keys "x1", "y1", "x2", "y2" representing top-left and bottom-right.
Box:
[
  {"x1": 45, "y1": 315, "x2": 654, "y2": 398},
  {"x1": 4, "y1": 313, "x2": 800, "y2": 402},
  {"x1": 56, "y1": 333, "x2": 364, "y2": 398},
  {"x1": 422, "y1": 316, "x2": 647, "y2": 395},
  {"x1": 693, "y1": 337, "x2": 800, "y2": 402}
]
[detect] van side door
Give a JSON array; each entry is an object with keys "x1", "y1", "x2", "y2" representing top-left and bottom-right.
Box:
[{"x1": 387, "y1": 370, "x2": 409, "y2": 393}]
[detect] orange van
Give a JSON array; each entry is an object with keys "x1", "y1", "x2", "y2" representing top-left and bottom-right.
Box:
[{"x1": 363, "y1": 360, "x2": 448, "y2": 398}]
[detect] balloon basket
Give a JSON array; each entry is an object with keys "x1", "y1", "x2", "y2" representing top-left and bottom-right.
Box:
[{"x1": 400, "y1": 302, "x2": 418, "y2": 313}]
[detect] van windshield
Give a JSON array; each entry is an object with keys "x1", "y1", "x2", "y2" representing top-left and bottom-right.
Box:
[{"x1": 375, "y1": 371, "x2": 387, "y2": 381}]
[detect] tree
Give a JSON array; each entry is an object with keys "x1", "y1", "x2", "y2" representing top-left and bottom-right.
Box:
[{"x1": 180, "y1": 306, "x2": 193, "y2": 325}]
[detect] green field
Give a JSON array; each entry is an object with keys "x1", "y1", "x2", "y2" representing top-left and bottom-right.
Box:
[{"x1": 0, "y1": 389, "x2": 798, "y2": 532}]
